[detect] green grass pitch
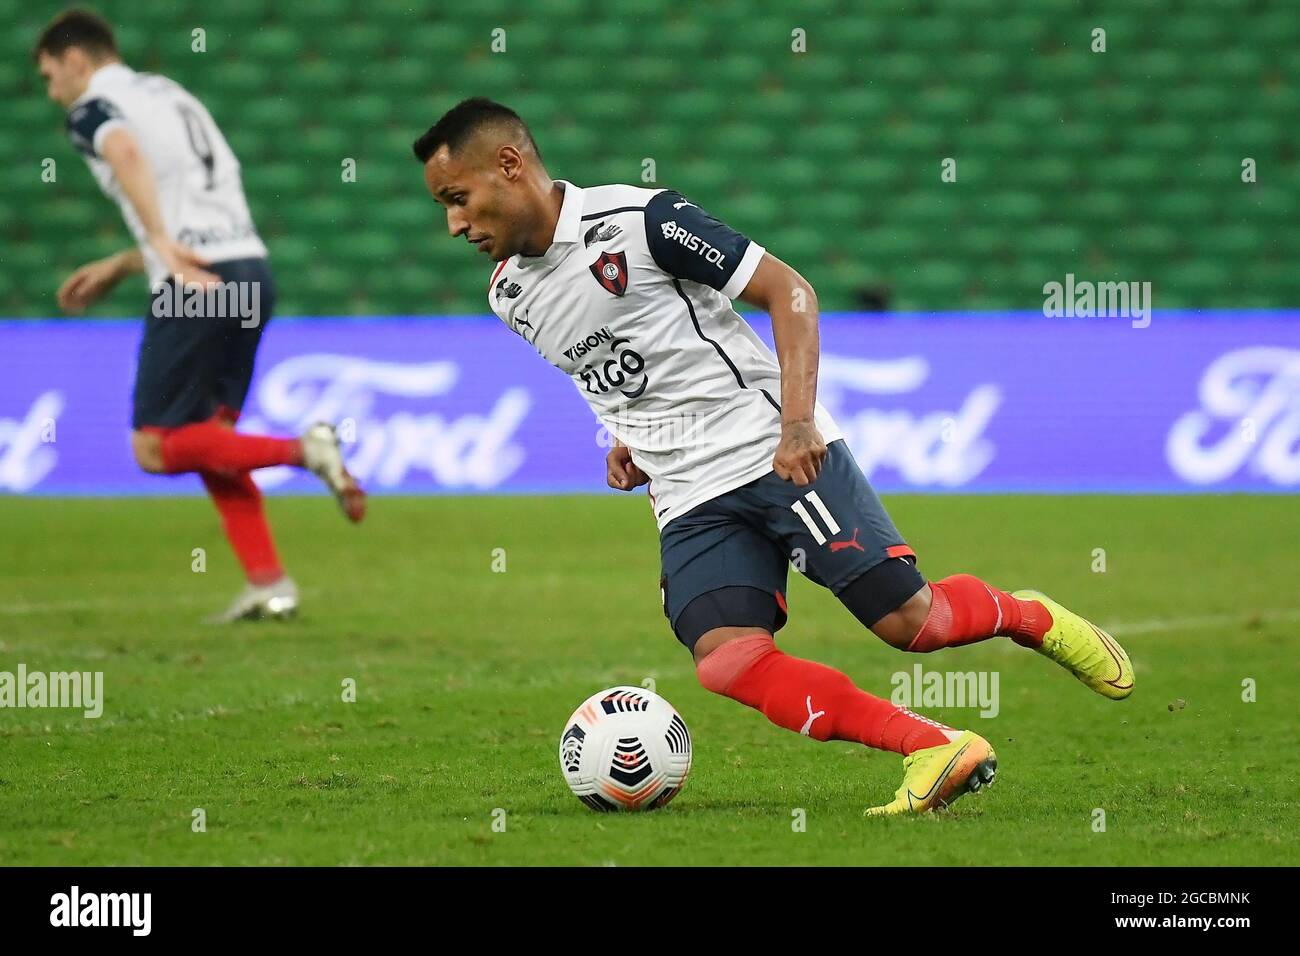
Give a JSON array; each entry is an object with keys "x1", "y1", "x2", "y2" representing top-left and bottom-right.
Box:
[{"x1": 1, "y1": 493, "x2": 1296, "y2": 866}]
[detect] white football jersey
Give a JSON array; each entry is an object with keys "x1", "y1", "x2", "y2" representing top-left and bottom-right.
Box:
[
  {"x1": 65, "y1": 63, "x2": 267, "y2": 283},
  {"x1": 486, "y1": 180, "x2": 844, "y2": 530}
]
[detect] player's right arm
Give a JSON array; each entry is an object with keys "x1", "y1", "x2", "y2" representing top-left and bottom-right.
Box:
[{"x1": 98, "y1": 126, "x2": 219, "y2": 288}]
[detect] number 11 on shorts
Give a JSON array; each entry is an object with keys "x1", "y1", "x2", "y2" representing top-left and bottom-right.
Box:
[{"x1": 791, "y1": 491, "x2": 841, "y2": 544}]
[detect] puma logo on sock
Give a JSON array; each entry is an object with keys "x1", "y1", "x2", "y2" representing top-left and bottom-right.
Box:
[{"x1": 799, "y1": 695, "x2": 826, "y2": 736}]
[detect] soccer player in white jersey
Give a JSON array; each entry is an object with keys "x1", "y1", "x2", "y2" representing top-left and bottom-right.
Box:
[
  {"x1": 35, "y1": 10, "x2": 364, "y2": 622},
  {"x1": 414, "y1": 98, "x2": 1135, "y2": 814}
]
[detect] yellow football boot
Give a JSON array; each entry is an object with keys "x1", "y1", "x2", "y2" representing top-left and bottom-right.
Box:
[
  {"x1": 1013, "y1": 590, "x2": 1135, "y2": 700},
  {"x1": 866, "y1": 730, "x2": 997, "y2": 816}
]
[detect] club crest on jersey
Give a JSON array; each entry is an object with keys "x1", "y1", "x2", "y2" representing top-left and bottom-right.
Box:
[
  {"x1": 495, "y1": 277, "x2": 523, "y2": 301},
  {"x1": 583, "y1": 220, "x2": 622, "y2": 247},
  {"x1": 589, "y1": 251, "x2": 628, "y2": 296}
]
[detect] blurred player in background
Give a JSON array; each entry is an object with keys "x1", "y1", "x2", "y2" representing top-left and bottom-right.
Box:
[
  {"x1": 34, "y1": 9, "x2": 365, "y2": 621},
  {"x1": 414, "y1": 97, "x2": 1136, "y2": 814}
]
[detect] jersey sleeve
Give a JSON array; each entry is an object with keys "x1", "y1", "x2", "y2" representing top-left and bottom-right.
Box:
[
  {"x1": 65, "y1": 97, "x2": 127, "y2": 158},
  {"x1": 643, "y1": 189, "x2": 766, "y2": 299}
]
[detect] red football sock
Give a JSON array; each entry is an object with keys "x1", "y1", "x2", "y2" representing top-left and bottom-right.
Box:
[
  {"x1": 160, "y1": 420, "x2": 301, "y2": 475},
  {"x1": 697, "y1": 634, "x2": 953, "y2": 755},
  {"x1": 201, "y1": 470, "x2": 284, "y2": 585},
  {"x1": 908, "y1": 573, "x2": 1051, "y2": 652}
]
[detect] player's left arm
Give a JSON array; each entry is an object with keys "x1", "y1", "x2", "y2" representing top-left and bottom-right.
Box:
[
  {"x1": 737, "y1": 253, "x2": 826, "y2": 486},
  {"x1": 57, "y1": 246, "x2": 143, "y2": 313}
]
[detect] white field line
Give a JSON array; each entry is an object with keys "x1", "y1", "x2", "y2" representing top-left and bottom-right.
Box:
[
  {"x1": 1102, "y1": 608, "x2": 1300, "y2": 637},
  {"x1": 3, "y1": 591, "x2": 1298, "y2": 641},
  {"x1": 0, "y1": 595, "x2": 211, "y2": 616},
  {"x1": 0, "y1": 587, "x2": 321, "y2": 618}
]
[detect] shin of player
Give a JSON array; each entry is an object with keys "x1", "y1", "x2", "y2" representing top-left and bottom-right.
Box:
[{"x1": 695, "y1": 628, "x2": 956, "y2": 754}]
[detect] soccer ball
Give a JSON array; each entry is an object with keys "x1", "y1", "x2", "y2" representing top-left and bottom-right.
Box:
[{"x1": 558, "y1": 686, "x2": 692, "y2": 812}]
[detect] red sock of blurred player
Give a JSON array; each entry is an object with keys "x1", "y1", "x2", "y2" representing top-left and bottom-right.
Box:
[
  {"x1": 200, "y1": 471, "x2": 283, "y2": 585},
  {"x1": 697, "y1": 634, "x2": 954, "y2": 755},
  {"x1": 908, "y1": 573, "x2": 1050, "y2": 652},
  {"x1": 159, "y1": 419, "x2": 301, "y2": 475}
]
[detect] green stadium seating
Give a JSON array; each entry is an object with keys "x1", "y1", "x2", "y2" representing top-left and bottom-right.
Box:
[{"x1": 2, "y1": 0, "x2": 1295, "y2": 319}]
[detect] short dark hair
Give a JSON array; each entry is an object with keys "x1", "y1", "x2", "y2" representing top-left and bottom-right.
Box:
[
  {"x1": 33, "y1": 9, "x2": 118, "y2": 62},
  {"x1": 412, "y1": 97, "x2": 542, "y2": 164}
]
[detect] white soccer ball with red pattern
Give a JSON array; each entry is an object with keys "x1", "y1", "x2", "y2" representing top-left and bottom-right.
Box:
[{"x1": 558, "y1": 686, "x2": 692, "y2": 812}]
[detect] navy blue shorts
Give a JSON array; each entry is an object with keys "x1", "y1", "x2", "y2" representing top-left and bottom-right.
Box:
[
  {"x1": 658, "y1": 439, "x2": 924, "y2": 649},
  {"x1": 132, "y1": 257, "x2": 276, "y2": 429}
]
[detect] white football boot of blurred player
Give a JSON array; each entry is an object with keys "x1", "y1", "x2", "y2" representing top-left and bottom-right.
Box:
[
  {"x1": 211, "y1": 575, "x2": 300, "y2": 623},
  {"x1": 300, "y1": 422, "x2": 367, "y2": 522}
]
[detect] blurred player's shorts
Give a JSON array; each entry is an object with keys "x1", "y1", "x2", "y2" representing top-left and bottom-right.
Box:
[{"x1": 132, "y1": 257, "x2": 276, "y2": 429}]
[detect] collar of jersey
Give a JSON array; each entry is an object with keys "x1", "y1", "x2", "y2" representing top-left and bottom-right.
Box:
[
  {"x1": 516, "y1": 179, "x2": 583, "y2": 265},
  {"x1": 74, "y1": 61, "x2": 134, "y2": 108},
  {"x1": 551, "y1": 179, "x2": 583, "y2": 244},
  {"x1": 538, "y1": 180, "x2": 585, "y2": 252}
]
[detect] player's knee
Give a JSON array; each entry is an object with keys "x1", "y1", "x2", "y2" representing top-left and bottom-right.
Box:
[
  {"x1": 839, "y1": 558, "x2": 930, "y2": 648},
  {"x1": 884, "y1": 585, "x2": 934, "y2": 649},
  {"x1": 131, "y1": 430, "x2": 166, "y2": 474},
  {"x1": 694, "y1": 631, "x2": 775, "y2": 695}
]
